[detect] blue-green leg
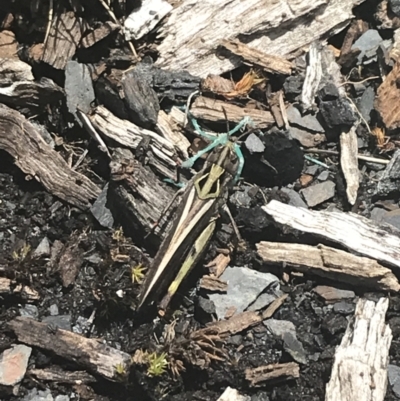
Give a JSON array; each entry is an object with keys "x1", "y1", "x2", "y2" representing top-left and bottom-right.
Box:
[{"x1": 233, "y1": 143, "x2": 244, "y2": 184}]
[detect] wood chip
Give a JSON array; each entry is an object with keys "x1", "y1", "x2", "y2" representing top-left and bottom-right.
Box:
[
  {"x1": 42, "y1": 12, "x2": 83, "y2": 69},
  {"x1": 301, "y1": 42, "x2": 322, "y2": 110},
  {"x1": 204, "y1": 253, "x2": 231, "y2": 277},
  {"x1": 245, "y1": 362, "x2": 300, "y2": 387},
  {"x1": 0, "y1": 30, "x2": 18, "y2": 58},
  {"x1": 28, "y1": 367, "x2": 96, "y2": 384},
  {"x1": 8, "y1": 317, "x2": 132, "y2": 381},
  {"x1": 0, "y1": 277, "x2": 40, "y2": 301},
  {"x1": 376, "y1": 60, "x2": 400, "y2": 130},
  {"x1": 0, "y1": 104, "x2": 100, "y2": 209},
  {"x1": 58, "y1": 235, "x2": 84, "y2": 287},
  {"x1": 80, "y1": 22, "x2": 120, "y2": 48},
  {"x1": 190, "y1": 96, "x2": 274, "y2": 128},
  {"x1": 262, "y1": 200, "x2": 400, "y2": 270},
  {"x1": 199, "y1": 275, "x2": 228, "y2": 292},
  {"x1": 221, "y1": 39, "x2": 293, "y2": 75},
  {"x1": 340, "y1": 126, "x2": 360, "y2": 205},
  {"x1": 257, "y1": 241, "x2": 400, "y2": 292},
  {"x1": 325, "y1": 298, "x2": 391, "y2": 401},
  {"x1": 0, "y1": 59, "x2": 33, "y2": 85}
]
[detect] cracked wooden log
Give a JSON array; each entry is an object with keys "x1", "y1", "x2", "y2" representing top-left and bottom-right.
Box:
[
  {"x1": 8, "y1": 317, "x2": 132, "y2": 381},
  {"x1": 262, "y1": 200, "x2": 400, "y2": 270},
  {"x1": 256, "y1": 242, "x2": 400, "y2": 292},
  {"x1": 0, "y1": 104, "x2": 100, "y2": 209},
  {"x1": 325, "y1": 298, "x2": 391, "y2": 401}
]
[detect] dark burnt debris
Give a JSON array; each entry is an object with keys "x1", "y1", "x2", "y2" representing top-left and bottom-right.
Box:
[{"x1": 2, "y1": 0, "x2": 400, "y2": 400}]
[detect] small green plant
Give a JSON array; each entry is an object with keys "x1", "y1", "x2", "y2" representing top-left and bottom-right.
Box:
[
  {"x1": 131, "y1": 263, "x2": 146, "y2": 284},
  {"x1": 12, "y1": 243, "x2": 31, "y2": 261},
  {"x1": 114, "y1": 362, "x2": 127, "y2": 378},
  {"x1": 146, "y1": 352, "x2": 168, "y2": 377}
]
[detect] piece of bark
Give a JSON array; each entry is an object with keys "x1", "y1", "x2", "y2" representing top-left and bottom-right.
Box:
[
  {"x1": 58, "y1": 235, "x2": 84, "y2": 287},
  {"x1": 0, "y1": 30, "x2": 18, "y2": 58},
  {"x1": 0, "y1": 59, "x2": 34, "y2": 85},
  {"x1": 313, "y1": 285, "x2": 355, "y2": 303},
  {"x1": 0, "y1": 104, "x2": 100, "y2": 209},
  {"x1": 245, "y1": 362, "x2": 300, "y2": 387},
  {"x1": 42, "y1": 12, "x2": 83, "y2": 69},
  {"x1": 205, "y1": 253, "x2": 231, "y2": 277},
  {"x1": 221, "y1": 39, "x2": 293, "y2": 75},
  {"x1": 28, "y1": 367, "x2": 96, "y2": 384},
  {"x1": 190, "y1": 96, "x2": 274, "y2": 128},
  {"x1": 156, "y1": 0, "x2": 365, "y2": 77},
  {"x1": 0, "y1": 78, "x2": 64, "y2": 112},
  {"x1": 340, "y1": 126, "x2": 359, "y2": 205},
  {"x1": 8, "y1": 317, "x2": 132, "y2": 381},
  {"x1": 376, "y1": 61, "x2": 400, "y2": 130},
  {"x1": 325, "y1": 298, "x2": 391, "y2": 401},
  {"x1": 257, "y1": 242, "x2": 400, "y2": 292},
  {"x1": 263, "y1": 200, "x2": 400, "y2": 270},
  {"x1": 121, "y1": 67, "x2": 160, "y2": 128},
  {"x1": 109, "y1": 148, "x2": 175, "y2": 248},
  {"x1": 338, "y1": 19, "x2": 368, "y2": 66},
  {"x1": 90, "y1": 106, "x2": 179, "y2": 180},
  {"x1": 199, "y1": 275, "x2": 228, "y2": 292},
  {"x1": 268, "y1": 91, "x2": 286, "y2": 128},
  {"x1": 0, "y1": 277, "x2": 40, "y2": 301},
  {"x1": 80, "y1": 22, "x2": 120, "y2": 48}
]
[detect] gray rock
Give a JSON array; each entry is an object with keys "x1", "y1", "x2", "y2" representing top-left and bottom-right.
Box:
[
  {"x1": 230, "y1": 186, "x2": 253, "y2": 208},
  {"x1": 390, "y1": 0, "x2": 400, "y2": 17},
  {"x1": 72, "y1": 316, "x2": 91, "y2": 334},
  {"x1": 357, "y1": 86, "x2": 375, "y2": 123},
  {"x1": 31, "y1": 121, "x2": 55, "y2": 148},
  {"x1": 20, "y1": 305, "x2": 39, "y2": 319},
  {"x1": 49, "y1": 304, "x2": 59, "y2": 316},
  {"x1": 84, "y1": 253, "x2": 103, "y2": 264},
  {"x1": 376, "y1": 150, "x2": 400, "y2": 196},
  {"x1": 209, "y1": 266, "x2": 279, "y2": 320},
  {"x1": 33, "y1": 237, "x2": 51, "y2": 258},
  {"x1": 283, "y1": 332, "x2": 308, "y2": 365},
  {"x1": 245, "y1": 133, "x2": 265, "y2": 153},
  {"x1": 55, "y1": 396, "x2": 69, "y2": 401},
  {"x1": 21, "y1": 388, "x2": 53, "y2": 401},
  {"x1": 382, "y1": 209, "x2": 400, "y2": 231},
  {"x1": 319, "y1": 98, "x2": 357, "y2": 128},
  {"x1": 65, "y1": 61, "x2": 95, "y2": 123},
  {"x1": 370, "y1": 207, "x2": 387, "y2": 223},
  {"x1": 352, "y1": 30, "x2": 383, "y2": 64},
  {"x1": 304, "y1": 165, "x2": 319, "y2": 176},
  {"x1": 42, "y1": 315, "x2": 71, "y2": 331},
  {"x1": 388, "y1": 364, "x2": 400, "y2": 398},
  {"x1": 317, "y1": 170, "x2": 330, "y2": 181},
  {"x1": 195, "y1": 297, "x2": 216, "y2": 324},
  {"x1": 333, "y1": 301, "x2": 356, "y2": 315},
  {"x1": 288, "y1": 126, "x2": 325, "y2": 148},
  {"x1": 264, "y1": 319, "x2": 296, "y2": 338},
  {"x1": 90, "y1": 183, "x2": 114, "y2": 229},
  {"x1": 0, "y1": 345, "x2": 32, "y2": 386},
  {"x1": 286, "y1": 105, "x2": 324, "y2": 132},
  {"x1": 280, "y1": 188, "x2": 308, "y2": 209},
  {"x1": 300, "y1": 181, "x2": 335, "y2": 207},
  {"x1": 251, "y1": 393, "x2": 270, "y2": 401}
]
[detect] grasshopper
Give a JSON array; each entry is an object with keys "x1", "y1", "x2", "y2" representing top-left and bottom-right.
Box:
[{"x1": 137, "y1": 116, "x2": 250, "y2": 313}]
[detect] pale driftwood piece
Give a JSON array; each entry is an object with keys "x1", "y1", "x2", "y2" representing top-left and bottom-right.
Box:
[
  {"x1": 156, "y1": 0, "x2": 364, "y2": 77},
  {"x1": 199, "y1": 275, "x2": 228, "y2": 292},
  {"x1": 217, "y1": 387, "x2": 249, "y2": 401},
  {"x1": 0, "y1": 277, "x2": 40, "y2": 301},
  {"x1": 42, "y1": 12, "x2": 83, "y2": 69},
  {"x1": 8, "y1": 317, "x2": 132, "y2": 381},
  {"x1": 221, "y1": 39, "x2": 293, "y2": 75},
  {"x1": 157, "y1": 110, "x2": 190, "y2": 159},
  {"x1": 28, "y1": 368, "x2": 96, "y2": 384},
  {"x1": 0, "y1": 59, "x2": 34, "y2": 84},
  {"x1": 124, "y1": 0, "x2": 172, "y2": 40},
  {"x1": 262, "y1": 200, "x2": 400, "y2": 270},
  {"x1": 340, "y1": 126, "x2": 359, "y2": 205},
  {"x1": 256, "y1": 242, "x2": 400, "y2": 292},
  {"x1": 204, "y1": 253, "x2": 231, "y2": 277},
  {"x1": 0, "y1": 78, "x2": 64, "y2": 111},
  {"x1": 80, "y1": 22, "x2": 120, "y2": 48},
  {"x1": 325, "y1": 298, "x2": 391, "y2": 401},
  {"x1": 301, "y1": 42, "x2": 322, "y2": 110},
  {"x1": 0, "y1": 104, "x2": 100, "y2": 209},
  {"x1": 190, "y1": 96, "x2": 274, "y2": 128},
  {"x1": 245, "y1": 362, "x2": 300, "y2": 387},
  {"x1": 376, "y1": 61, "x2": 400, "y2": 130},
  {"x1": 90, "y1": 106, "x2": 178, "y2": 179}
]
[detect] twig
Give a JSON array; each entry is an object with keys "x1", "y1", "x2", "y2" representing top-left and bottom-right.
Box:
[{"x1": 304, "y1": 149, "x2": 390, "y2": 165}]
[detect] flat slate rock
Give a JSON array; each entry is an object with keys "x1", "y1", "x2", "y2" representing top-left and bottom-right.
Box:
[
  {"x1": 208, "y1": 266, "x2": 279, "y2": 320},
  {"x1": 300, "y1": 181, "x2": 335, "y2": 207}
]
